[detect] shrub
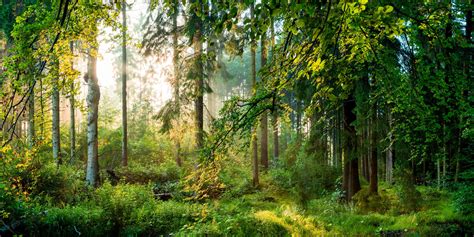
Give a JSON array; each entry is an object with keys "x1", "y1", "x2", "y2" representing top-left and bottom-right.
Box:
[
  {"x1": 454, "y1": 182, "x2": 474, "y2": 215},
  {"x1": 394, "y1": 168, "x2": 421, "y2": 213},
  {"x1": 125, "y1": 200, "x2": 197, "y2": 235},
  {"x1": 26, "y1": 205, "x2": 111, "y2": 236},
  {"x1": 94, "y1": 182, "x2": 155, "y2": 233},
  {"x1": 31, "y1": 163, "x2": 86, "y2": 204}
]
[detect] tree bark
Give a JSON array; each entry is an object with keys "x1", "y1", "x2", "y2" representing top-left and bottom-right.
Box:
[
  {"x1": 270, "y1": 20, "x2": 279, "y2": 162},
  {"x1": 250, "y1": 3, "x2": 258, "y2": 186},
  {"x1": 386, "y1": 109, "x2": 394, "y2": 184},
  {"x1": 369, "y1": 103, "x2": 378, "y2": 194},
  {"x1": 27, "y1": 79, "x2": 35, "y2": 147},
  {"x1": 86, "y1": 34, "x2": 100, "y2": 187},
  {"x1": 260, "y1": 33, "x2": 268, "y2": 169},
  {"x1": 121, "y1": 0, "x2": 128, "y2": 167},
  {"x1": 193, "y1": 10, "x2": 204, "y2": 151},
  {"x1": 69, "y1": 42, "x2": 75, "y2": 162},
  {"x1": 343, "y1": 94, "x2": 360, "y2": 201},
  {"x1": 52, "y1": 67, "x2": 61, "y2": 165},
  {"x1": 172, "y1": 0, "x2": 181, "y2": 167}
]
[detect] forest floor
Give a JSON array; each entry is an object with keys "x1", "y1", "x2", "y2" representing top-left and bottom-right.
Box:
[{"x1": 2, "y1": 157, "x2": 473, "y2": 236}]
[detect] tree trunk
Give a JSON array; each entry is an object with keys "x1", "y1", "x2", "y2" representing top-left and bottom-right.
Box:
[
  {"x1": 121, "y1": 0, "x2": 128, "y2": 167},
  {"x1": 260, "y1": 33, "x2": 268, "y2": 169},
  {"x1": 369, "y1": 103, "x2": 378, "y2": 194},
  {"x1": 386, "y1": 109, "x2": 394, "y2": 184},
  {"x1": 52, "y1": 69, "x2": 62, "y2": 165},
  {"x1": 86, "y1": 35, "x2": 100, "y2": 187},
  {"x1": 69, "y1": 42, "x2": 76, "y2": 162},
  {"x1": 250, "y1": 4, "x2": 258, "y2": 186},
  {"x1": 270, "y1": 19, "x2": 279, "y2": 162},
  {"x1": 27, "y1": 80, "x2": 35, "y2": 147},
  {"x1": 172, "y1": 0, "x2": 181, "y2": 167},
  {"x1": 343, "y1": 94, "x2": 360, "y2": 201},
  {"x1": 194, "y1": 12, "x2": 204, "y2": 151}
]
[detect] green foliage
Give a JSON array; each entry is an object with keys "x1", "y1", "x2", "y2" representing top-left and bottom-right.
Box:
[
  {"x1": 26, "y1": 205, "x2": 112, "y2": 236},
  {"x1": 454, "y1": 183, "x2": 474, "y2": 216},
  {"x1": 125, "y1": 200, "x2": 197, "y2": 235},
  {"x1": 270, "y1": 141, "x2": 339, "y2": 203},
  {"x1": 31, "y1": 162, "x2": 86, "y2": 205},
  {"x1": 394, "y1": 169, "x2": 421, "y2": 213}
]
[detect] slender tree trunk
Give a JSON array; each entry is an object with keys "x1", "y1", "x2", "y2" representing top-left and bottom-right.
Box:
[
  {"x1": 270, "y1": 21, "x2": 279, "y2": 163},
  {"x1": 121, "y1": 0, "x2": 128, "y2": 167},
  {"x1": 193, "y1": 9, "x2": 204, "y2": 152},
  {"x1": 172, "y1": 0, "x2": 181, "y2": 167},
  {"x1": 52, "y1": 67, "x2": 62, "y2": 165},
  {"x1": 386, "y1": 109, "x2": 394, "y2": 184},
  {"x1": 27, "y1": 80, "x2": 35, "y2": 147},
  {"x1": 86, "y1": 33, "x2": 100, "y2": 187},
  {"x1": 250, "y1": 3, "x2": 258, "y2": 186},
  {"x1": 369, "y1": 103, "x2": 378, "y2": 194},
  {"x1": 69, "y1": 42, "x2": 76, "y2": 161},
  {"x1": 260, "y1": 33, "x2": 268, "y2": 169},
  {"x1": 343, "y1": 94, "x2": 360, "y2": 201},
  {"x1": 456, "y1": 0, "x2": 472, "y2": 182}
]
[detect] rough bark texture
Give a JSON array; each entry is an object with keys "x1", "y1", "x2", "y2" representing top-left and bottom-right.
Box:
[
  {"x1": 369, "y1": 104, "x2": 378, "y2": 194},
  {"x1": 260, "y1": 34, "x2": 268, "y2": 169},
  {"x1": 52, "y1": 73, "x2": 61, "y2": 165},
  {"x1": 250, "y1": 4, "x2": 258, "y2": 186},
  {"x1": 194, "y1": 14, "x2": 204, "y2": 151},
  {"x1": 270, "y1": 21, "x2": 279, "y2": 162},
  {"x1": 172, "y1": 0, "x2": 181, "y2": 167},
  {"x1": 386, "y1": 109, "x2": 394, "y2": 184},
  {"x1": 121, "y1": 0, "x2": 128, "y2": 167},
  {"x1": 86, "y1": 44, "x2": 100, "y2": 187},
  {"x1": 342, "y1": 94, "x2": 360, "y2": 201},
  {"x1": 69, "y1": 42, "x2": 75, "y2": 161},
  {"x1": 27, "y1": 80, "x2": 35, "y2": 147}
]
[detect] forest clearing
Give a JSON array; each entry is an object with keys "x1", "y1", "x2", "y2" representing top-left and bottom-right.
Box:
[{"x1": 0, "y1": 0, "x2": 473, "y2": 236}]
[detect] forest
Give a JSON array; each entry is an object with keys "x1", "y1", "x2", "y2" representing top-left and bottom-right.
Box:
[{"x1": 0, "y1": 0, "x2": 473, "y2": 236}]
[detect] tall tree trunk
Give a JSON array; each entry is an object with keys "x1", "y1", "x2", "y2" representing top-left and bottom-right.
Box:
[
  {"x1": 270, "y1": 20, "x2": 279, "y2": 162},
  {"x1": 86, "y1": 32, "x2": 100, "y2": 187},
  {"x1": 386, "y1": 109, "x2": 394, "y2": 184},
  {"x1": 250, "y1": 3, "x2": 258, "y2": 186},
  {"x1": 52, "y1": 67, "x2": 62, "y2": 165},
  {"x1": 369, "y1": 103, "x2": 378, "y2": 194},
  {"x1": 172, "y1": 0, "x2": 181, "y2": 167},
  {"x1": 69, "y1": 42, "x2": 76, "y2": 162},
  {"x1": 193, "y1": 8, "x2": 204, "y2": 152},
  {"x1": 121, "y1": 0, "x2": 128, "y2": 167},
  {"x1": 343, "y1": 94, "x2": 360, "y2": 201},
  {"x1": 456, "y1": 0, "x2": 472, "y2": 182},
  {"x1": 260, "y1": 33, "x2": 268, "y2": 169},
  {"x1": 27, "y1": 79, "x2": 35, "y2": 147}
]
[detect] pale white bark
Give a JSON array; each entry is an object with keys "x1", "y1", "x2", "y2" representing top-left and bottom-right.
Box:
[{"x1": 86, "y1": 47, "x2": 100, "y2": 187}]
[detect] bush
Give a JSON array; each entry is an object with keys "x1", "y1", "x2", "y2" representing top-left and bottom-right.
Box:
[
  {"x1": 394, "y1": 168, "x2": 421, "y2": 213},
  {"x1": 32, "y1": 163, "x2": 86, "y2": 204},
  {"x1": 94, "y1": 182, "x2": 155, "y2": 232},
  {"x1": 26, "y1": 205, "x2": 111, "y2": 236},
  {"x1": 454, "y1": 182, "x2": 474, "y2": 215},
  {"x1": 125, "y1": 200, "x2": 197, "y2": 235},
  {"x1": 111, "y1": 161, "x2": 181, "y2": 185}
]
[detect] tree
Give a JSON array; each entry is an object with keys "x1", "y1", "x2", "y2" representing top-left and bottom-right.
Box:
[
  {"x1": 192, "y1": 1, "x2": 204, "y2": 152},
  {"x1": 51, "y1": 62, "x2": 62, "y2": 165},
  {"x1": 260, "y1": 32, "x2": 268, "y2": 169},
  {"x1": 69, "y1": 41, "x2": 76, "y2": 162},
  {"x1": 121, "y1": 0, "x2": 128, "y2": 167},
  {"x1": 250, "y1": 3, "x2": 259, "y2": 186},
  {"x1": 86, "y1": 25, "x2": 100, "y2": 187},
  {"x1": 172, "y1": 0, "x2": 181, "y2": 166}
]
